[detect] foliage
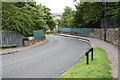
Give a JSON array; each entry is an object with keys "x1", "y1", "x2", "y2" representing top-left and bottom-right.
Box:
[
  {"x1": 55, "y1": 19, "x2": 61, "y2": 28},
  {"x1": 48, "y1": 18, "x2": 56, "y2": 30},
  {"x1": 60, "y1": 47, "x2": 112, "y2": 78},
  {"x1": 42, "y1": 6, "x2": 56, "y2": 30},
  {"x1": 73, "y1": 2, "x2": 119, "y2": 28},
  {"x1": 2, "y1": 2, "x2": 55, "y2": 36},
  {"x1": 60, "y1": 2, "x2": 119, "y2": 28},
  {"x1": 60, "y1": 6, "x2": 74, "y2": 28}
]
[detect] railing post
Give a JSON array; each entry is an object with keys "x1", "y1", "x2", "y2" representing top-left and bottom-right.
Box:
[
  {"x1": 86, "y1": 52, "x2": 89, "y2": 64},
  {"x1": 91, "y1": 48, "x2": 93, "y2": 60}
]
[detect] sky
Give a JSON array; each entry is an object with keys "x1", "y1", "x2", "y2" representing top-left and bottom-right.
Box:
[{"x1": 36, "y1": 0, "x2": 76, "y2": 13}]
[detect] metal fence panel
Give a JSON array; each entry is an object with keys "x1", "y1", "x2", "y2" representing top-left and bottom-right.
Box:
[
  {"x1": 58, "y1": 28, "x2": 94, "y2": 34},
  {"x1": 33, "y1": 30, "x2": 45, "y2": 38},
  {"x1": 0, "y1": 30, "x2": 25, "y2": 47}
]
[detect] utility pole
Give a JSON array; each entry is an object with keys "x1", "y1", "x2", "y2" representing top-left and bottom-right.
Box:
[{"x1": 102, "y1": 0, "x2": 107, "y2": 41}]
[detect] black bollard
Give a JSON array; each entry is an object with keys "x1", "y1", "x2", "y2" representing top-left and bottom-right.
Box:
[
  {"x1": 91, "y1": 48, "x2": 93, "y2": 60},
  {"x1": 86, "y1": 52, "x2": 89, "y2": 64}
]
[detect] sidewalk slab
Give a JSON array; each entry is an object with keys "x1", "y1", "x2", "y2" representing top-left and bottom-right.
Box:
[
  {"x1": 0, "y1": 46, "x2": 32, "y2": 55},
  {"x1": 0, "y1": 39, "x2": 47, "y2": 55},
  {"x1": 56, "y1": 33, "x2": 118, "y2": 78}
]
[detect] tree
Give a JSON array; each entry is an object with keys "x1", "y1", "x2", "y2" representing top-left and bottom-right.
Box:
[
  {"x1": 73, "y1": 2, "x2": 119, "y2": 28},
  {"x1": 2, "y1": 2, "x2": 54, "y2": 36},
  {"x1": 2, "y1": 2, "x2": 34, "y2": 36},
  {"x1": 74, "y1": 2, "x2": 103, "y2": 27},
  {"x1": 56, "y1": 19, "x2": 61, "y2": 28},
  {"x1": 61, "y1": 6, "x2": 74, "y2": 28},
  {"x1": 42, "y1": 6, "x2": 55, "y2": 30}
]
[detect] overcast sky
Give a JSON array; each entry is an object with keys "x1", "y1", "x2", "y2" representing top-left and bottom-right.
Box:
[{"x1": 36, "y1": 0, "x2": 76, "y2": 13}]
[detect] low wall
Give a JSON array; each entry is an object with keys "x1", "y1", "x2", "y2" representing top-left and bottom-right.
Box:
[
  {"x1": 59, "y1": 28, "x2": 119, "y2": 46},
  {"x1": 89, "y1": 29, "x2": 119, "y2": 46},
  {"x1": 24, "y1": 37, "x2": 46, "y2": 46}
]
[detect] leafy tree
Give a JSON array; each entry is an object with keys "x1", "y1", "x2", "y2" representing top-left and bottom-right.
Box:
[
  {"x1": 2, "y1": 2, "x2": 54, "y2": 36},
  {"x1": 73, "y1": 3, "x2": 84, "y2": 27},
  {"x1": 48, "y1": 19, "x2": 56, "y2": 30},
  {"x1": 30, "y1": 4, "x2": 49, "y2": 31},
  {"x1": 74, "y1": 2, "x2": 103, "y2": 27},
  {"x1": 73, "y1": 2, "x2": 119, "y2": 28},
  {"x1": 2, "y1": 2, "x2": 34, "y2": 36},
  {"x1": 56, "y1": 19, "x2": 61, "y2": 28},
  {"x1": 61, "y1": 6, "x2": 74, "y2": 28},
  {"x1": 42, "y1": 6, "x2": 55, "y2": 30}
]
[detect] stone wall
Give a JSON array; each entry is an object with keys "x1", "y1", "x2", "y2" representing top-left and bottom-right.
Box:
[
  {"x1": 59, "y1": 28, "x2": 119, "y2": 46},
  {"x1": 79, "y1": 28, "x2": 119, "y2": 46},
  {"x1": 24, "y1": 37, "x2": 46, "y2": 46}
]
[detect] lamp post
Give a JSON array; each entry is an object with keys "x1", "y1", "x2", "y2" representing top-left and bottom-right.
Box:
[{"x1": 102, "y1": 0, "x2": 107, "y2": 41}]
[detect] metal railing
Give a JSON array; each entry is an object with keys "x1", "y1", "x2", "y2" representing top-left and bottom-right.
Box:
[{"x1": 85, "y1": 48, "x2": 94, "y2": 64}]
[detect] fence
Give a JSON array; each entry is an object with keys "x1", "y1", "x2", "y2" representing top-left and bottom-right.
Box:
[
  {"x1": 0, "y1": 30, "x2": 25, "y2": 47},
  {"x1": 58, "y1": 28, "x2": 94, "y2": 34},
  {"x1": 33, "y1": 30, "x2": 45, "y2": 39}
]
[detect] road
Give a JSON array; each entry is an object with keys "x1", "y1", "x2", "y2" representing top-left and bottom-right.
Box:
[{"x1": 2, "y1": 34, "x2": 90, "y2": 78}]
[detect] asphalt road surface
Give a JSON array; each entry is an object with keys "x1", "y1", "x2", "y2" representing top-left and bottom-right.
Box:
[{"x1": 2, "y1": 34, "x2": 90, "y2": 78}]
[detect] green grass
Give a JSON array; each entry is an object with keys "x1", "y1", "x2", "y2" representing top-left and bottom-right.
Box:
[{"x1": 60, "y1": 47, "x2": 112, "y2": 78}]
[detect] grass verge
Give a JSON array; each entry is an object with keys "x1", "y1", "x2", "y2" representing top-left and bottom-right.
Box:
[{"x1": 60, "y1": 47, "x2": 112, "y2": 78}]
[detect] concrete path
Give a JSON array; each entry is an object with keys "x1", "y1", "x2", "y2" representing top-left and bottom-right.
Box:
[
  {"x1": 0, "y1": 47, "x2": 32, "y2": 55},
  {"x1": 0, "y1": 39, "x2": 47, "y2": 55},
  {"x1": 2, "y1": 34, "x2": 90, "y2": 78},
  {"x1": 57, "y1": 33, "x2": 118, "y2": 78}
]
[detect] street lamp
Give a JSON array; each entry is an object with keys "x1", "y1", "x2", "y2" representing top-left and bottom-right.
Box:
[{"x1": 102, "y1": 0, "x2": 107, "y2": 41}]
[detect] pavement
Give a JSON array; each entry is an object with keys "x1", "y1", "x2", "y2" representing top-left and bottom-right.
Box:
[
  {"x1": 0, "y1": 39, "x2": 47, "y2": 55},
  {"x1": 0, "y1": 47, "x2": 32, "y2": 55},
  {"x1": 2, "y1": 34, "x2": 90, "y2": 78},
  {"x1": 56, "y1": 33, "x2": 118, "y2": 78}
]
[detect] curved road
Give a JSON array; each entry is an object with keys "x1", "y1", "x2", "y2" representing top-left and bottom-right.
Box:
[{"x1": 2, "y1": 34, "x2": 90, "y2": 78}]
